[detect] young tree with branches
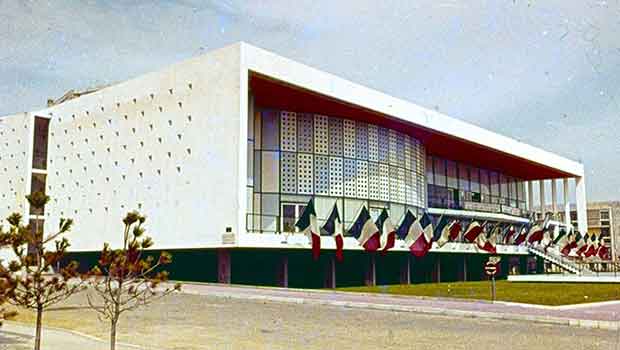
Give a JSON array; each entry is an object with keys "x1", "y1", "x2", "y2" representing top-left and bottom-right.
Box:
[
  {"x1": 87, "y1": 211, "x2": 180, "y2": 350},
  {"x1": 0, "y1": 192, "x2": 83, "y2": 350}
]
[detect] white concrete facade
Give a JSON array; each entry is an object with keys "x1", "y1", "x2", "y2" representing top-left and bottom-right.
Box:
[{"x1": 0, "y1": 42, "x2": 589, "y2": 253}]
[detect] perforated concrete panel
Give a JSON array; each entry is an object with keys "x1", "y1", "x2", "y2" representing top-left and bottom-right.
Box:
[
  {"x1": 297, "y1": 113, "x2": 313, "y2": 153},
  {"x1": 280, "y1": 111, "x2": 297, "y2": 152},
  {"x1": 343, "y1": 119, "x2": 356, "y2": 159},
  {"x1": 281, "y1": 152, "x2": 297, "y2": 194},
  {"x1": 314, "y1": 115, "x2": 329, "y2": 155},
  {"x1": 356, "y1": 160, "x2": 368, "y2": 199},
  {"x1": 355, "y1": 122, "x2": 368, "y2": 160},
  {"x1": 0, "y1": 113, "x2": 30, "y2": 221},
  {"x1": 40, "y1": 45, "x2": 245, "y2": 250},
  {"x1": 328, "y1": 118, "x2": 343, "y2": 156},
  {"x1": 315, "y1": 155, "x2": 330, "y2": 195},
  {"x1": 329, "y1": 156, "x2": 343, "y2": 196},
  {"x1": 297, "y1": 153, "x2": 314, "y2": 194},
  {"x1": 367, "y1": 124, "x2": 378, "y2": 162},
  {"x1": 343, "y1": 158, "x2": 356, "y2": 197}
]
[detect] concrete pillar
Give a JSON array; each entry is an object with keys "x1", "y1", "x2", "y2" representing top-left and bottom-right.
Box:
[
  {"x1": 400, "y1": 255, "x2": 411, "y2": 284},
  {"x1": 277, "y1": 255, "x2": 288, "y2": 288},
  {"x1": 217, "y1": 249, "x2": 231, "y2": 284},
  {"x1": 527, "y1": 181, "x2": 535, "y2": 212},
  {"x1": 575, "y1": 176, "x2": 588, "y2": 234},
  {"x1": 563, "y1": 178, "x2": 571, "y2": 229},
  {"x1": 325, "y1": 257, "x2": 336, "y2": 289},
  {"x1": 551, "y1": 179, "x2": 558, "y2": 219},
  {"x1": 539, "y1": 180, "x2": 546, "y2": 219},
  {"x1": 364, "y1": 254, "x2": 376, "y2": 286}
]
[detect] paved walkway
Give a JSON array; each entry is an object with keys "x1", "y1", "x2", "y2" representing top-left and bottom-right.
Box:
[
  {"x1": 176, "y1": 282, "x2": 620, "y2": 330},
  {"x1": 0, "y1": 322, "x2": 141, "y2": 350}
]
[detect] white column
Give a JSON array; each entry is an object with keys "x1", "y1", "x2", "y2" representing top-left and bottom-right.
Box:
[
  {"x1": 551, "y1": 179, "x2": 558, "y2": 219},
  {"x1": 563, "y1": 178, "x2": 571, "y2": 230},
  {"x1": 527, "y1": 181, "x2": 535, "y2": 212},
  {"x1": 575, "y1": 176, "x2": 588, "y2": 234},
  {"x1": 539, "y1": 180, "x2": 546, "y2": 218}
]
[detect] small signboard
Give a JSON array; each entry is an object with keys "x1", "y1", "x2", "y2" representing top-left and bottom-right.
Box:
[{"x1": 484, "y1": 262, "x2": 498, "y2": 276}]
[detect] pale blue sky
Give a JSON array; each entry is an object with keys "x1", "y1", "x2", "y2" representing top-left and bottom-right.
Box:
[{"x1": 1, "y1": 1, "x2": 619, "y2": 201}]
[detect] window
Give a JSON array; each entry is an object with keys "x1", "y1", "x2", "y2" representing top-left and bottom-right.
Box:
[
  {"x1": 281, "y1": 203, "x2": 307, "y2": 233},
  {"x1": 29, "y1": 173, "x2": 47, "y2": 215},
  {"x1": 32, "y1": 117, "x2": 50, "y2": 170},
  {"x1": 434, "y1": 157, "x2": 446, "y2": 187},
  {"x1": 446, "y1": 160, "x2": 458, "y2": 189}
]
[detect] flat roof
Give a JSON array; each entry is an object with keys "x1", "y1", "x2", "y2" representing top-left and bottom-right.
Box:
[{"x1": 241, "y1": 43, "x2": 584, "y2": 180}]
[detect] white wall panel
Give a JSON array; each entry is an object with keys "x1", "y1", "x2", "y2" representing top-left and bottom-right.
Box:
[{"x1": 314, "y1": 114, "x2": 329, "y2": 155}]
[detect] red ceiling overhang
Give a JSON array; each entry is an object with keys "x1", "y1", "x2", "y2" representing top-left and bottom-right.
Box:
[{"x1": 249, "y1": 73, "x2": 571, "y2": 180}]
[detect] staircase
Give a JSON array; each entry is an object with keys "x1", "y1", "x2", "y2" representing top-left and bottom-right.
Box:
[{"x1": 527, "y1": 245, "x2": 591, "y2": 275}]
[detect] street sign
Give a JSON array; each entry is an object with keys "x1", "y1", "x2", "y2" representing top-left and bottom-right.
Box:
[{"x1": 484, "y1": 262, "x2": 498, "y2": 276}]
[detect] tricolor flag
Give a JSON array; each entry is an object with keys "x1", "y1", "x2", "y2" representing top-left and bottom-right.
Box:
[
  {"x1": 575, "y1": 233, "x2": 589, "y2": 257},
  {"x1": 597, "y1": 242, "x2": 610, "y2": 260},
  {"x1": 513, "y1": 224, "x2": 529, "y2": 245},
  {"x1": 476, "y1": 224, "x2": 498, "y2": 254},
  {"x1": 435, "y1": 217, "x2": 461, "y2": 248},
  {"x1": 322, "y1": 203, "x2": 344, "y2": 262},
  {"x1": 348, "y1": 206, "x2": 381, "y2": 252},
  {"x1": 584, "y1": 235, "x2": 598, "y2": 258},
  {"x1": 375, "y1": 208, "x2": 396, "y2": 254},
  {"x1": 541, "y1": 225, "x2": 555, "y2": 251},
  {"x1": 560, "y1": 230, "x2": 577, "y2": 256},
  {"x1": 526, "y1": 215, "x2": 549, "y2": 245},
  {"x1": 396, "y1": 210, "x2": 416, "y2": 241},
  {"x1": 553, "y1": 228, "x2": 571, "y2": 255},
  {"x1": 503, "y1": 225, "x2": 516, "y2": 245},
  {"x1": 464, "y1": 221, "x2": 484, "y2": 242},
  {"x1": 405, "y1": 212, "x2": 434, "y2": 257},
  {"x1": 295, "y1": 198, "x2": 320, "y2": 260}
]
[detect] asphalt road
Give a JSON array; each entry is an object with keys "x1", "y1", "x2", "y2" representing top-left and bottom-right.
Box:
[{"x1": 5, "y1": 287, "x2": 619, "y2": 350}]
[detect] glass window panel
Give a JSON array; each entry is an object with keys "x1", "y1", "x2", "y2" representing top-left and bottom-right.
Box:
[
  {"x1": 434, "y1": 157, "x2": 446, "y2": 187},
  {"x1": 261, "y1": 151, "x2": 280, "y2": 193},
  {"x1": 509, "y1": 177, "x2": 517, "y2": 200},
  {"x1": 32, "y1": 117, "x2": 50, "y2": 170},
  {"x1": 500, "y1": 174, "x2": 508, "y2": 199},
  {"x1": 458, "y1": 163, "x2": 469, "y2": 191},
  {"x1": 489, "y1": 171, "x2": 499, "y2": 196},
  {"x1": 261, "y1": 111, "x2": 280, "y2": 150},
  {"x1": 480, "y1": 169, "x2": 490, "y2": 195},
  {"x1": 446, "y1": 160, "x2": 458, "y2": 189},
  {"x1": 470, "y1": 167, "x2": 480, "y2": 192},
  {"x1": 426, "y1": 155, "x2": 434, "y2": 185}
]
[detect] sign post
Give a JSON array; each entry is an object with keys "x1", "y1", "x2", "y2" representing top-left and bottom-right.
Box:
[{"x1": 485, "y1": 256, "x2": 501, "y2": 302}]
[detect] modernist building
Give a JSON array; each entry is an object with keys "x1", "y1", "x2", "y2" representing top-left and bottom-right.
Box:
[{"x1": 0, "y1": 43, "x2": 589, "y2": 287}]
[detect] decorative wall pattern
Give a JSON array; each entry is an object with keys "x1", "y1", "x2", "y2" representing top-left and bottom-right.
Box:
[
  {"x1": 0, "y1": 113, "x2": 30, "y2": 220},
  {"x1": 254, "y1": 110, "x2": 426, "y2": 208}
]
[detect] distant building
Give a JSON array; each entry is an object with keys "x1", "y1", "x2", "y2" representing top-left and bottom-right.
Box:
[{"x1": 554, "y1": 201, "x2": 620, "y2": 261}]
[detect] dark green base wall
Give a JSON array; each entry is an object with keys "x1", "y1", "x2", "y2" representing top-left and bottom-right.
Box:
[{"x1": 64, "y1": 249, "x2": 536, "y2": 288}]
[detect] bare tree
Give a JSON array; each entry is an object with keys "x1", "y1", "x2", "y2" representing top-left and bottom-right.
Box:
[
  {"x1": 87, "y1": 211, "x2": 180, "y2": 350},
  {"x1": 0, "y1": 192, "x2": 83, "y2": 350}
]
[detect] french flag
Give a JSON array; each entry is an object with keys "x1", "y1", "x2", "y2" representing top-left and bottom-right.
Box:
[
  {"x1": 322, "y1": 203, "x2": 344, "y2": 262},
  {"x1": 396, "y1": 211, "x2": 416, "y2": 241},
  {"x1": 375, "y1": 208, "x2": 396, "y2": 254},
  {"x1": 464, "y1": 221, "x2": 484, "y2": 242},
  {"x1": 476, "y1": 224, "x2": 498, "y2": 254},
  {"x1": 295, "y1": 198, "x2": 320, "y2": 260},
  {"x1": 584, "y1": 236, "x2": 598, "y2": 258},
  {"x1": 405, "y1": 212, "x2": 434, "y2": 257},
  {"x1": 514, "y1": 225, "x2": 529, "y2": 245},
  {"x1": 434, "y1": 216, "x2": 460, "y2": 248},
  {"x1": 348, "y1": 206, "x2": 381, "y2": 252},
  {"x1": 503, "y1": 225, "x2": 516, "y2": 245},
  {"x1": 575, "y1": 233, "x2": 589, "y2": 257}
]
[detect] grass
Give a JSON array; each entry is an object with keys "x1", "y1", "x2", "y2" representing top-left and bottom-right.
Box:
[{"x1": 338, "y1": 281, "x2": 620, "y2": 306}]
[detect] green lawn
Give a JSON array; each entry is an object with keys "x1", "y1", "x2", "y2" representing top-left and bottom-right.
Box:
[{"x1": 338, "y1": 281, "x2": 620, "y2": 306}]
